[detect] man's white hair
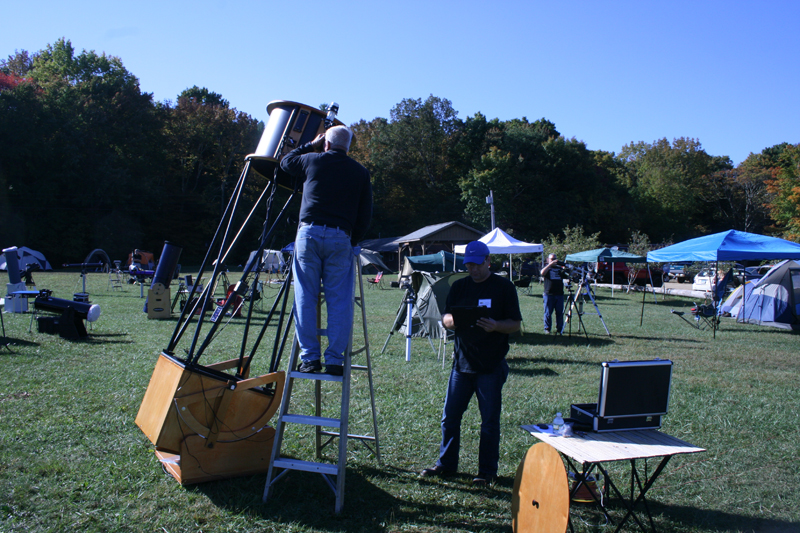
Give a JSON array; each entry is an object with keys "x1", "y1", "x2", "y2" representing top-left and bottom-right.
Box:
[{"x1": 325, "y1": 125, "x2": 352, "y2": 152}]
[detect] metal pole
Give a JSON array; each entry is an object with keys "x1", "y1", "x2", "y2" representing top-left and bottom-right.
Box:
[
  {"x1": 405, "y1": 297, "x2": 413, "y2": 362},
  {"x1": 486, "y1": 190, "x2": 495, "y2": 230}
]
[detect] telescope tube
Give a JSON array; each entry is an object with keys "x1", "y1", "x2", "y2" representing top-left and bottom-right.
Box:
[
  {"x1": 152, "y1": 241, "x2": 182, "y2": 289},
  {"x1": 3, "y1": 247, "x2": 21, "y2": 284},
  {"x1": 143, "y1": 241, "x2": 182, "y2": 313}
]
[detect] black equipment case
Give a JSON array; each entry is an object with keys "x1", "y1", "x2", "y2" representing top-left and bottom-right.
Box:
[{"x1": 570, "y1": 359, "x2": 673, "y2": 432}]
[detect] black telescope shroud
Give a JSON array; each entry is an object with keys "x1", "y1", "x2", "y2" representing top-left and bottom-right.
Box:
[
  {"x1": 34, "y1": 290, "x2": 101, "y2": 338},
  {"x1": 151, "y1": 241, "x2": 182, "y2": 289}
]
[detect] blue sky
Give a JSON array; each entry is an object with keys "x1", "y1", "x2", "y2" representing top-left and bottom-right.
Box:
[{"x1": 3, "y1": 0, "x2": 798, "y2": 165}]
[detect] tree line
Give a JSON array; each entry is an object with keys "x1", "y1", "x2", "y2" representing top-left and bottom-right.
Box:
[{"x1": 2, "y1": 39, "x2": 798, "y2": 267}]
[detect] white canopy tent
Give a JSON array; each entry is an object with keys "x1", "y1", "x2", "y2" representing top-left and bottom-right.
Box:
[{"x1": 454, "y1": 228, "x2": 543, "y2": 279}]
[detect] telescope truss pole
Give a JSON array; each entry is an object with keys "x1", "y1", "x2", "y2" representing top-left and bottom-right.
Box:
[{"x1": 166, "y1": 107, "x2": 303, "y2": 366}]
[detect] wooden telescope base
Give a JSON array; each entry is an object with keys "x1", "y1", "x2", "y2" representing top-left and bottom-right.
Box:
[
  {"x1": 155, "y1": 428, "x2": 275, "y2": 485},
  {"x1": 136, "y1": 352, "x2": 285, "y2": 485}
]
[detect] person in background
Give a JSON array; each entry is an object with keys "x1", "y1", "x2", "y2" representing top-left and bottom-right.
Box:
[{"x1": 540, "y1": 253, "x2": 565, "y2": 334}]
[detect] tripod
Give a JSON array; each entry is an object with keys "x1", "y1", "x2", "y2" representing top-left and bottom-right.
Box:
[
  {"x1": 563, "y1": 274, "x2": 610, "y2": 337},
  {"x1": 1, "y1": 304, "x2": 10, "y2": 351},
  {"x1": 381, "y1": 281, "x2": 437, "y2": 361}
]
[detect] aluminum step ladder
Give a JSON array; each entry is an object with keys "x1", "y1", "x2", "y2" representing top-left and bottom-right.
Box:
[
  {"x1": 263, "y1": 259, "x2": 380, "y2": 514},
  {"x1": 108, "y1": 268, "x2": 123, "y2": 291}
]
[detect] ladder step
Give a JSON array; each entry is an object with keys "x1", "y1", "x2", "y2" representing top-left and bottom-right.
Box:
[
  {"x1": 273, "y1": 458, "x2": 339, "y2": 476},
  {"x1": 319, "y1": 430, "x2": 376, "y2": 441},
  {"x1": 288, "y1": 371, "x2": 343, "y2": 382},
  {"x1": 283, "y1": 414, "x2": 341, "y2": 428}
]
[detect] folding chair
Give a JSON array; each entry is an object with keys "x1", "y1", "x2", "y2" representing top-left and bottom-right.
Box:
[
  {"x1": 367, "y1": 271, "x2": 384, "y2": 289},
  {"x1": 671, "y1": 268, "x2": 733, "y2": 333},
  {"x1": 514, "y1": 276, "x2": 533, "y2": 295}
]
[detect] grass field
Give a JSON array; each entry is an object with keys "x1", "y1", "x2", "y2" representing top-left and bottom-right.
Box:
[{"x1": 1, "y1": 270, "x2": 798, "y2": 533}]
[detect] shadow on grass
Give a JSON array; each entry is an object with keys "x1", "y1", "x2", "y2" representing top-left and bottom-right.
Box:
[
  {"x1": 513, "y1": 333, "x2": 614, "y2": 348},
  {"x1": 83, "y1": 332, "x2": 134, "y2": 345},
  {"x1": 0, "y1": 336, "x2": 38, "y2": 353},
  {"x1": 506, "y1": 355, "x2": 595, "y2": 377},
  {"x1": 196, "y1": 464, "x2": 514, "y2": 532},
  {"x1": 189, "y1": 463, "x2": 800, "y2": 533},
  {"x1": 612, "y1": 333, "x2": 705, "y2": 344},
  {"x1": 606, "y1": 500, "x2": 800, "y2": 533}
]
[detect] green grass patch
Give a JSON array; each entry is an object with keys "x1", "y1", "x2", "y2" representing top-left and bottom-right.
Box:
[{"x1": 1, "y1": 272, "x2": 798, "y2": 532}]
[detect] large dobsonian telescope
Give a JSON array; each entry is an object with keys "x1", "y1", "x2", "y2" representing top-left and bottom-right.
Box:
[{"x1": 136, "y1": 100, "x2": 342, "y2": 485}]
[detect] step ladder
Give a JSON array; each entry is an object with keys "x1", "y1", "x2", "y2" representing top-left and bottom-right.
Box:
[
  {"x1": 108, "y1": 268, "x2": 123, "y2": 291},
  {"x1": 263, "y1": 259, "x2": 380, "y2": 514}
]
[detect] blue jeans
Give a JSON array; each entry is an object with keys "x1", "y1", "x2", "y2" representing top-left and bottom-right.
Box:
[
  {"x1": 436, "y1": 361, "x2": 509, "y2": 476},
  {"x1": 292, "y1": 224, "x2": 355, "y2": 366},
  {"x1": 543, "y1": 293, "x2": 564, "y2": 333}
]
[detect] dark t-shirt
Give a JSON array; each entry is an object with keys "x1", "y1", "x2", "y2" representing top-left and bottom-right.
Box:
[
  {"x1": 280, "y1": 142, "x2": 372, "y2": 244},
  {"x1": 543, "y1": 266, "x2": 565, "y2": 296},
  {"x1": 445, "y1": 274, "x2": 522, "y2": 374}
]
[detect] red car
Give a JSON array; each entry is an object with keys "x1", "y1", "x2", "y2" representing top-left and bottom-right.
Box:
[{"x1": 597, "y1": 262, "x2": 664, "y2": 287}]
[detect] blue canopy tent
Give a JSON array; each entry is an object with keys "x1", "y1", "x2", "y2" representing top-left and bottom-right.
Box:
[
  {"x1": 646, "y1": 230, "x2": 800, "y2": 335},
  {"x1": 647, "y1": 230, "x2": 800, "y2": 263}
]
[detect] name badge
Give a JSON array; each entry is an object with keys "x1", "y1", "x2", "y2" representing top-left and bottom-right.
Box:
[{"x1": 478, "y1": 299, "x2": 492, "y2": 308}]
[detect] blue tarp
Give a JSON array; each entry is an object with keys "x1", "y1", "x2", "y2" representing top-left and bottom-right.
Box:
[{"x1": 647, "y1": 230, "x2": 800, "y2": 263}]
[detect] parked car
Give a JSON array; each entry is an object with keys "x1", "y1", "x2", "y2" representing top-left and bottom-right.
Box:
[
  {"x1": 692, "y1": 269, "x2": 717, "y2": 291},
  {"x1": 666, "y1": 262, "x2": 696, "y2": 283},
  {"x1": 730, "y1": 264, "x2": 774, "y2": 286},
  {"x1": 597, "y1": 262, "x2": 664, "y2": 287}
]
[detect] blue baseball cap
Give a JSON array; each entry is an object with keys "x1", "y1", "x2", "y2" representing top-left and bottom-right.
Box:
[{"x1": 463, "y1": 241, "x2": 490, "y2": 264}]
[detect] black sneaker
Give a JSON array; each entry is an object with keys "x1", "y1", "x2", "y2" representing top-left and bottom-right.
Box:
[
  {"x1": 420, "y1": 464, "x2": 453, "y2": 478},
  {"x1": 326, "y1": 365, "x2": 343, "y2": 376},
  {"x1": 298, "y1": 360, "x2": 322, "y2": 373}
]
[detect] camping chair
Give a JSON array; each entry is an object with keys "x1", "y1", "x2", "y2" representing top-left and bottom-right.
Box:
[
  {"x1": 367, "y1": 271, "x2": 384, "y2": 289},
  {"x1": 514, "y1": 275, "x2": 533, "y2": 295},
  {"x1": 671, "y1": 268, "x2": 733, "y2": 332}
]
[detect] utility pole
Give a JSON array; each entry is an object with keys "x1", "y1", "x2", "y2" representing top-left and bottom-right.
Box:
[{"x1": 486, "y1": 190, "x2": 496, "y2": 230}]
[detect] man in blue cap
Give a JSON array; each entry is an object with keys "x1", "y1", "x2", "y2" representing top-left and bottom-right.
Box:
[{"x1": 421, "y1": 240, "x2": 522, "y2": 485}]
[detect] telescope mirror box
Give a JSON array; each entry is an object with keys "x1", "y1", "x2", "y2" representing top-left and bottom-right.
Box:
[{"x1": 570, "y1": 359, "x2": 673, "y2": 432}]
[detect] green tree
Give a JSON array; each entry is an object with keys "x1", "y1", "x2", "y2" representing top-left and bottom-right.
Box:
[
  {"x1": 458, "y1": 117, "x2": 630, "y2": 243},
  {"x1": 617, "y1": 137, "x2": 733, "y2": 239},
  {"x1": 362, "y1": 95, "x2": 465, "y2": 236},
  {"x1": 541, "y1": 225, "x2": 603, "y2": 259},
  {"x1": 706, "y1": 161, "x2": 771, "y2": 234},
  {"x1": 764, "y1": 143, "x2": 800, "y2": 241},
  {"x1": 0, "y1": 38, "x2": 163, "y2": 264},
  {"x1": 180, "y1": 85, "x2": 229, "y2": 108},
  {"x1": 160, "y1": 91, "x2": 262, "y2": 255}
]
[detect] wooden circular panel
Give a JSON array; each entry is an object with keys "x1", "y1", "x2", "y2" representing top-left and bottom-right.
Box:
[{"x1": 512, "y1": 443, "x2": 570, "y2": 533}]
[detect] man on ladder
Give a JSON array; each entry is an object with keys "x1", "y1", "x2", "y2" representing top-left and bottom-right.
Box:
[{"x1": 279, "y1": 125, "x2": 373, "y2": 375}]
